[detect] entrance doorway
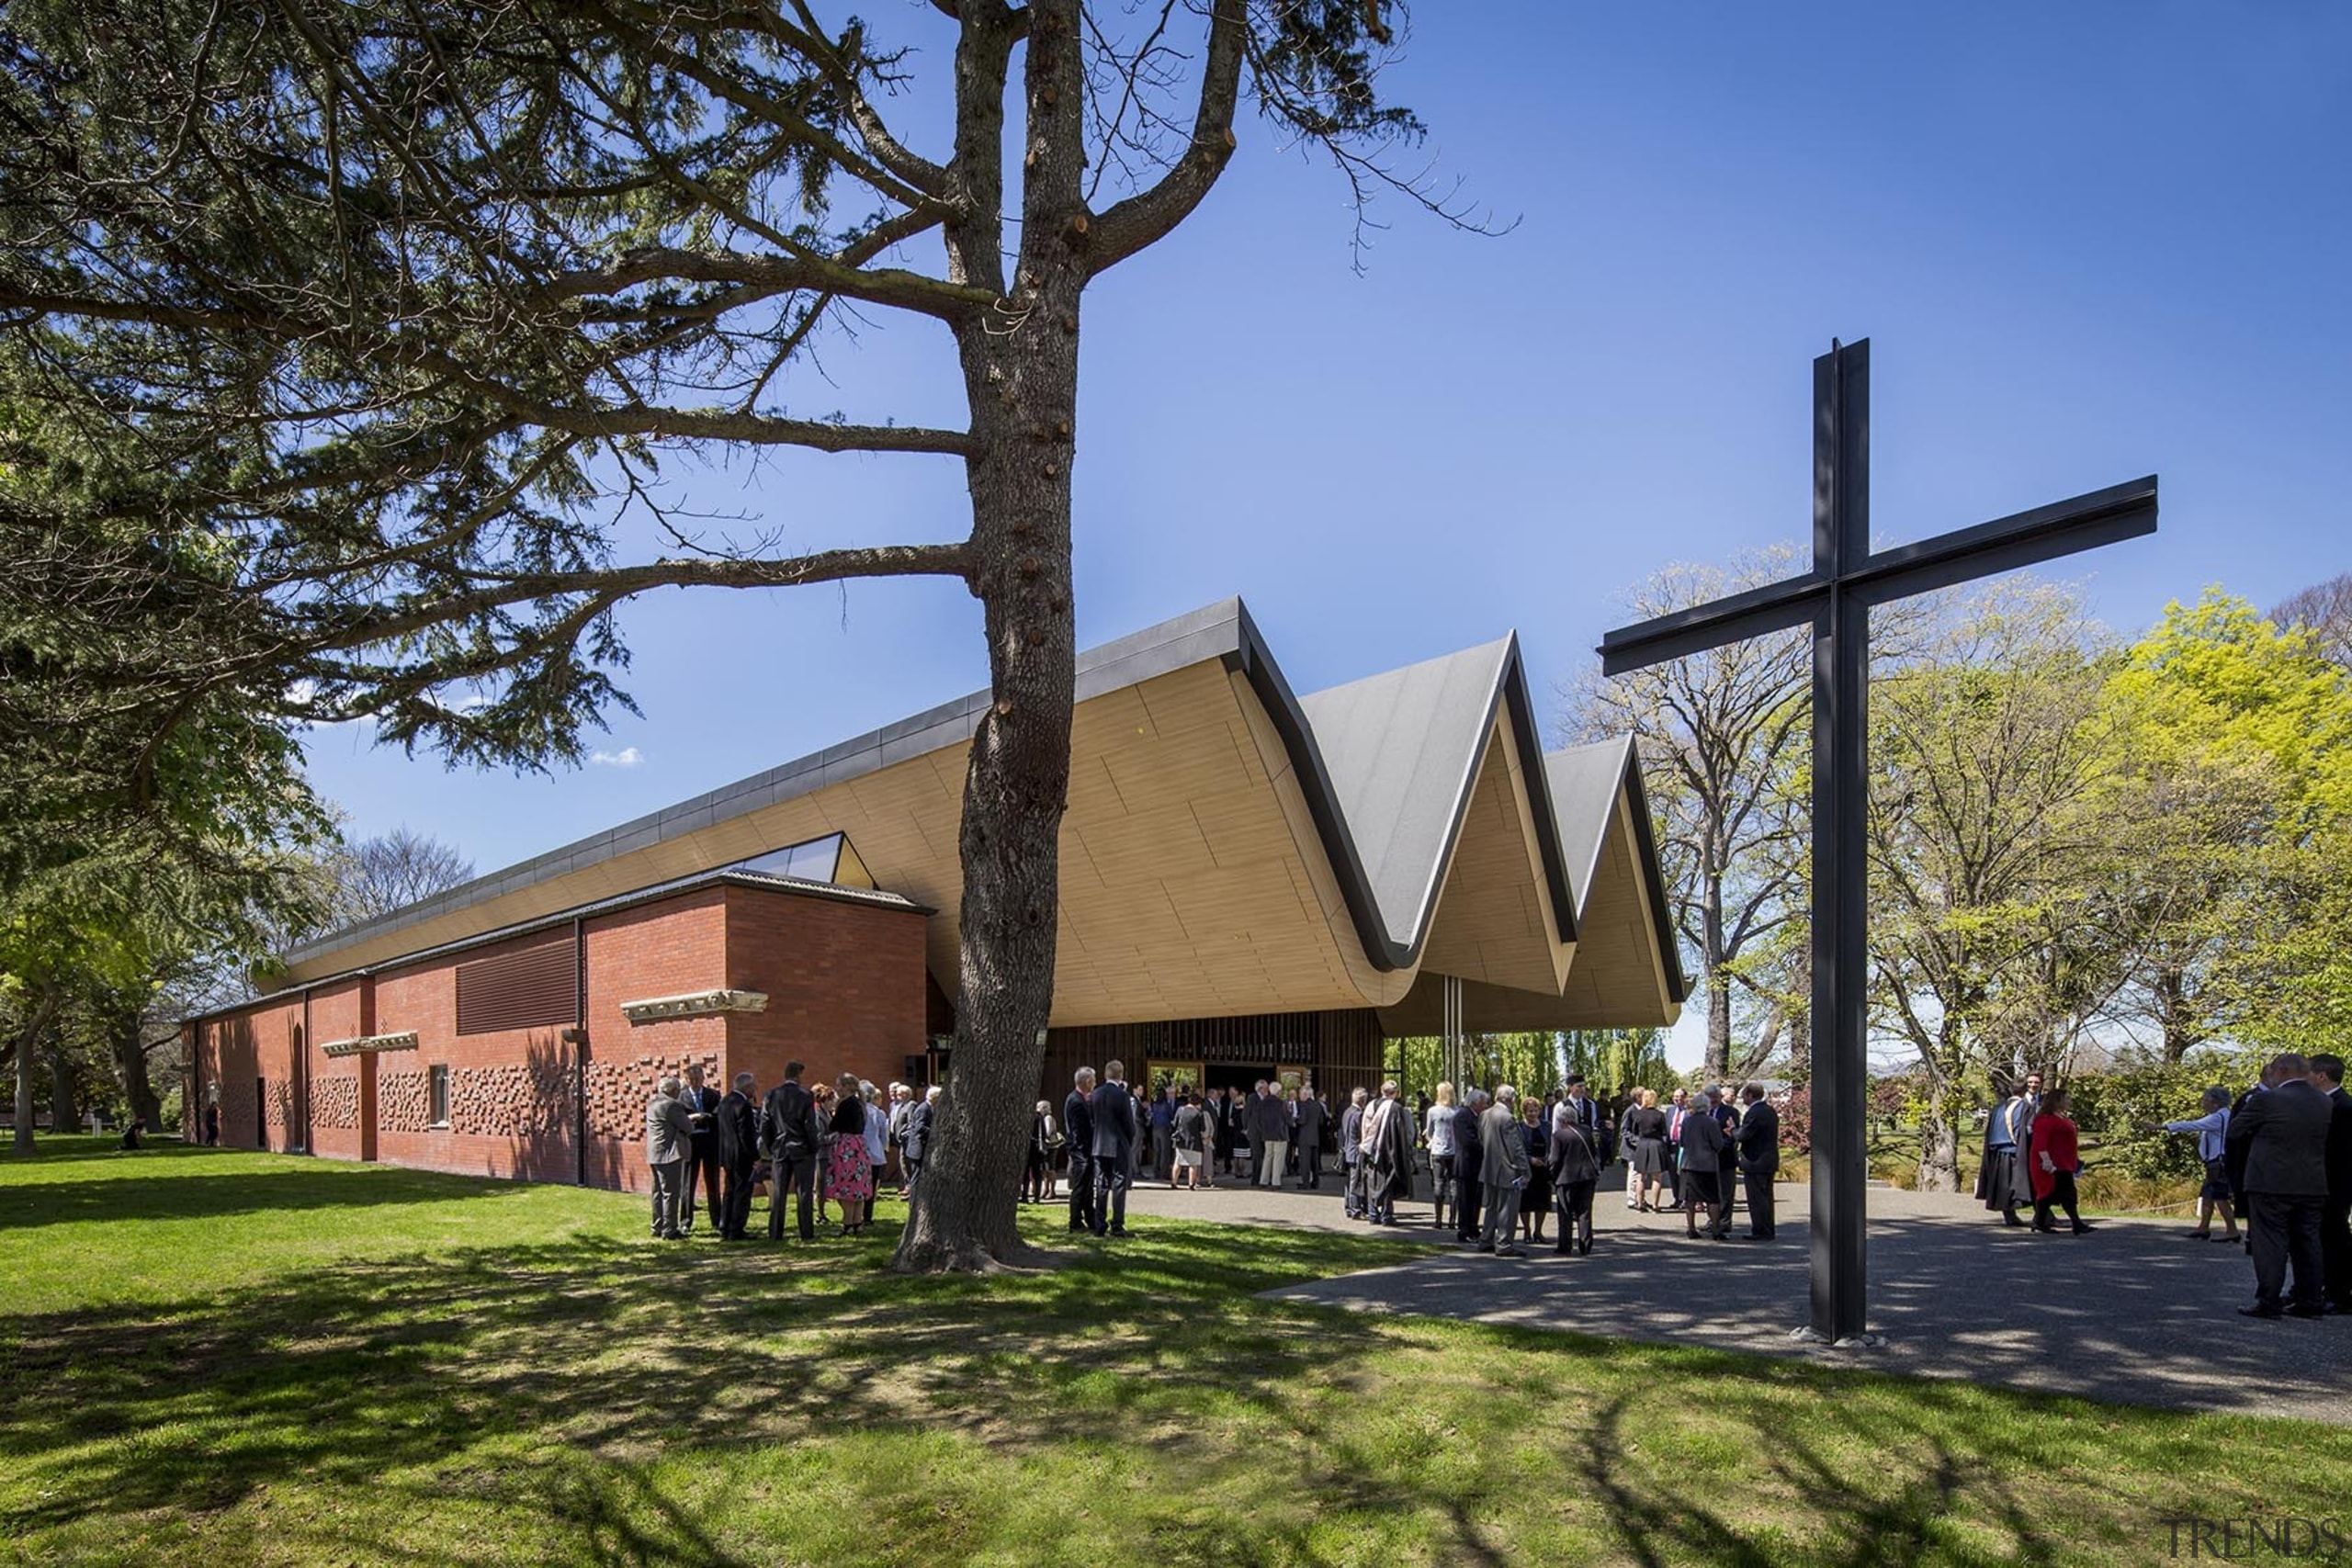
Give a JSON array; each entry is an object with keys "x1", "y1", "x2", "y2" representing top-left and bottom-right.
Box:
[
  {"x1": 1148, "y1": 1060, "x2": 1204, "y2": 1101},
  {"x1": 1202, "y1": 1064, "x2": 1267, "y2": 1096}
]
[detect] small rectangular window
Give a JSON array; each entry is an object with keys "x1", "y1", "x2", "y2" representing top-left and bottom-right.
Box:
[{"x1": 428, "y1": 1065, "x2": 450, "y2": 1128}]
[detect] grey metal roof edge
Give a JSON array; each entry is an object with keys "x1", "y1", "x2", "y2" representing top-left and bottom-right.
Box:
[
  {"x1": 1227, "y1": 610, "x2": 1579, "y2": 973},
  {"x1": 1372, "y1": 635, "x2": 1580, "y2": 955},
  {"x1": 284, "y1": 598, "x2": 1251, "y2": 969},
  {"x1": 1498, "y1": 638, "x2": 1584, "y2": 948},
  {"x1": 1611, "y1": 736, "x2": 1693, "y2": 1004},
  {"x1": 1545, "y1": 736, "x2": 1628, "y2": 923},
  {"x1": 205, "y1": 870, "x2": 931, "y2": 1029},
  {"x1": 1376, "y1": 637, "x2": 1511, "y2": 952}
]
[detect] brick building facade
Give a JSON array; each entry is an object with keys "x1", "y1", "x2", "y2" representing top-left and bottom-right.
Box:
[
  {"x1": 186, "y1": 872, "x2": 929, "y2": 1193},
  {"x1": 183, "y1": 600, "x2": 1689, "y2": 1197}
]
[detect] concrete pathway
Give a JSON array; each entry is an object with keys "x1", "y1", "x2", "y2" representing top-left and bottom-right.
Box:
[{"x1": 1120, "y1": 1171, "x2": 2350, "y2": 1426}]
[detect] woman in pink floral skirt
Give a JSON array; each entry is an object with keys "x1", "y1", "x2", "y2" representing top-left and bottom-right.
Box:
[{"x1": 824, "y1": 1072, "x2": 875, "y2": 1235}]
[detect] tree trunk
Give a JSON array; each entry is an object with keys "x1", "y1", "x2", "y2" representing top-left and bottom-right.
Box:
[
  {"x1": 2156, "y1": 964, "x2": 2193, "y2": 1064},
  {"x1": 1916, "y1": 1078, "x2": 1961, "y2": 1192},
  {"x1": 113, "y1": 1010, "x2": 165, "y2": 1132},
  {"x1": 1702, "y1": 870, "x2": 1730, "y2": 1080},
  {"x1": 893, "y1": 0, "x2": 1084, "y2": 1273},
  {"x1": 50, "y1": 1043, "x2": 76, "y2": 1136},
  {"x1": 11, "y1": 1010, "x2": 39, "y2": 1153}
]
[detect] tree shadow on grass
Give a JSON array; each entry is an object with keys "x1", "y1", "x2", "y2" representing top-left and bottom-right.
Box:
[
  {"x1": 0, "y1": 1211, "x2": 2224, "y2": 1566},
  {"x1": 0, "y1": 1137, "x2": 218, "y2": 1168},
  {"x1": 0, "y1": 1160, "x2": 538, "y2": 1232}
]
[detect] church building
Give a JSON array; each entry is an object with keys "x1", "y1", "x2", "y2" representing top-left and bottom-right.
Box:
[{"x1": 184, "y1": 599, "x2": 1686, "y2": 1190}]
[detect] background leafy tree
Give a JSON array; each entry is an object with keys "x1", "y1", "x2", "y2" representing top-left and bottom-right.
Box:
[
  {"x1": 1, "y1": 372, "x2": 340, "y2": 1149},
  {"x1": 2101, "y1": 592, "x2": 2352, "y2": 1060},
  {"x1": 2271, "y1": 571, "x2": 2352, "y2": 671},
  {"x1": 1561, "y1": 548, "x2": 1813, "y2": 1084},
  {"x1": 1865, "y1": 581, "x2": 2133, "y2": 1190},
  {"x1": 1560, "y1": 1027, "x2": 1670, "y2": 1100}
]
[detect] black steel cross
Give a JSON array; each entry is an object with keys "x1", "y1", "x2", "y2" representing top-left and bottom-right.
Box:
[{"x1": 1598, "y1": 339, "x2": 2157, "y2": 1344}]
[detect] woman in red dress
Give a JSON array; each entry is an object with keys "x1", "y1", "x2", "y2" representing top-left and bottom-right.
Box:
[
  {"x1": 824, "y1": 1072, "x2": 876, "y2": 1235},
  {"x1": 2027, "y1": 1087, "x2": 2092, "y2": 1235}
]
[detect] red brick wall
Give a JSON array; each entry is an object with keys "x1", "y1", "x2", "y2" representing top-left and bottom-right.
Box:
[
  {"x1": 180, "y1": 880, "x2": 931, "y2": 1194},
  {"x1": 582, "y1": 891, "x2": 729, "y2": 1193},
  {"x1": 192, "y1": 997, "x2": 302, "y2": 1150},
  {"x1": 370, "y1": 926, "x2": 582, "y2": 1186},
  {"x1": 724, "y1": 886, "x2": 929, "y2": 1102},
  {"x1": 307, "y1": 982, "x2": 366, "y2": 1162}
]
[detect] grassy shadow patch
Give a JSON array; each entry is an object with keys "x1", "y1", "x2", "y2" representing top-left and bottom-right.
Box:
[{"x1": 0, "y1": 1144, "x2": 2329, "y2": 1566}]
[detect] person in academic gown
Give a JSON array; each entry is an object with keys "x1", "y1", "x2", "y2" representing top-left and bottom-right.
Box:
[
  {"x1": 1975, "y1": 1082, "x2": 2032, "y2": 1227},
  {"x1": 1363, "y1": 1082, "x2": 1414, "y2": 1224}
]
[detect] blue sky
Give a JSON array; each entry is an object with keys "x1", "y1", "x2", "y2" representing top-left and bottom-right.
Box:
[{"x1": 300, "y1": 3, "x2": 2352, "y2": 1066}]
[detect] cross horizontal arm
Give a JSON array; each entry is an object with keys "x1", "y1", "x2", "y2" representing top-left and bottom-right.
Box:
[
  {"x1": 1598, "y1": 572, "x2": 1826, "y2": 676},
  {"x1": 1848, "y1": 476, "x2": 2157, "y2": 608}
]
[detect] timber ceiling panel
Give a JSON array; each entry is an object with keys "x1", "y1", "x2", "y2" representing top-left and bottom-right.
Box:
[{"x1": 1413, "y1": 719, "x2": 1574, "y2": 997}]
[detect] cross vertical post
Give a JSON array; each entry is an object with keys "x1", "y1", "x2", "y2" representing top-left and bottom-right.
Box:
[{"x1": 1811, "y1": 341, "x2": 1871, "y2": 1343}]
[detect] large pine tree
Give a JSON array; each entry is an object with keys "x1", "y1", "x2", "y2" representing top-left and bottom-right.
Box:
[{"x1": 0, "y1": 0, "x2": 1476, "y2": 1265}]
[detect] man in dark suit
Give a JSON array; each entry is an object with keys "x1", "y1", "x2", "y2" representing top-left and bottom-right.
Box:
[
  {"x1": 1294, "y1": 1089, "x2": 1329, "y2": 1190},
  {"x1": 1732, "y1": 1084, "x2": 1780, "y2": 1240},
  {"x1": 1452, "y1": 1090, "x2": 1486, "y2": 1245},
  {"x1": 1704, "y1": 1085, "x2": 1741, "y2": 1236},
  {"x1": 677, "y1": 1064, "x2": 724, "y2": 1235},
  {"x1": 1091, "y1": 1059, "x2": 1140, "y2": 1237},
  {"x1": 714, "y1": 1071, "x2": 761, "y2": 1241},
  {"x1": 2224, "y1": 1052, "x2": 2335, "y2": 1318},
  {"x1": 1065, "y1": 1068, "x2": 1099, "y2": 1234},
  {"x1": 2310, "y1": 1053, "x2": 2352, "y2": 1314},
  {"x1": 760, "y1": 1062, "x2": 821, "y2": 1242},
  {"x1": 2227, "y1": 1062, "x2": 2278, "y2": 1256},
  {"x1": 1338, "y1": 1089, "x2": 1369, "y2": 1218},
  {"x1": 900, "y1": 1087, "x2": 937, "y2": 1194}
]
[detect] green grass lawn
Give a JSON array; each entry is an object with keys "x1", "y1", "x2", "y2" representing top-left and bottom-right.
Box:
[{"x1": 0, "y1": 1138, "x2": 2327, "y2": 1567}]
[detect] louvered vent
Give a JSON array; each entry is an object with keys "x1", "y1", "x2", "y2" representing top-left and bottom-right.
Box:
[{"x1": 455, "y1": 936, "x2": 576, "y2": 1036}]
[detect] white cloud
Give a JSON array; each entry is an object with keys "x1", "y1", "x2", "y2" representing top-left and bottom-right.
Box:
[{"x1": 589, "y1": 747, "x2": 644, "y2": 769}]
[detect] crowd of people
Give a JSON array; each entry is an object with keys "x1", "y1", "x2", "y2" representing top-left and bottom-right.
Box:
[
  {"x1": 642, "y1": 1063, "x2": 939, "y2": 1241},
  {"x1": 644, "y1": 1049, "x2": 2349, "y2": 1323},
  {"x1": 1978, "y1": 1052, "x2": 2352, "y2": 1317},
  {"x1": 1036, "y1": 1068, "x2": 1784, "y2": 1255},
  {"x1": 639, "y1": 1064, "x2": 1793, "y2": 1255}
]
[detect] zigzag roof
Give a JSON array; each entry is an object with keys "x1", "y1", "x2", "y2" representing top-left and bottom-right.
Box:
[{"x1": 278, "y1": 599, "x2": 1685, "y2": 1031}]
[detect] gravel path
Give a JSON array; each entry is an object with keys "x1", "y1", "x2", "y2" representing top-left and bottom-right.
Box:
[{"x1": 1116, "y1": 1169, "x2": 2349, "y2": 1425}]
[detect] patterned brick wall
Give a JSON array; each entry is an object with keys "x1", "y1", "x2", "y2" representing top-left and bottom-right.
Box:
[
  {"x1": 266, "y1": 1077, "x2": 300, "y2": 1144},
  {"x1": 379, "y1": 1069, "x2": 431, "y2": 1134},
  {"x1": 585, "y1": 1051, "x2": 720, "y2": 1140},
  {"x1": 313, "y1": 1075, "x2": 360, "y2": 1132},
  {"x1": 448, "y1": 1059, "x2": 575, "y2": 1139},
  {"x1": 187, "y1": 876, "x2": 923, "y2": 1193}
]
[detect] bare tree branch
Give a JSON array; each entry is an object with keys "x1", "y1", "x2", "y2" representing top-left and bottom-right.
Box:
[{"x1": 1086, "y1": 0, "x2": 1246, "y2": 273}]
